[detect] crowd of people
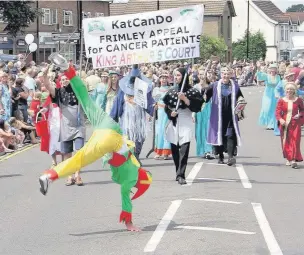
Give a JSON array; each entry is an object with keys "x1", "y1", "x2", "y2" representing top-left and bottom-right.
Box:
[{"x1": 1, "y1": 53, "x2": 304, "y2": 181}]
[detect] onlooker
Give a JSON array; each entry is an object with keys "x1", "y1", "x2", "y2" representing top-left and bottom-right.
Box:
[
  {"x1": 43, "y1": 66, "x2": 85, "y2": 186},
  {"x1": 0, "y1": 71, "x2": 12, "y2": 122},
  {"x1": 12, "y1": 78, "x2": 29, "y2": 123}
]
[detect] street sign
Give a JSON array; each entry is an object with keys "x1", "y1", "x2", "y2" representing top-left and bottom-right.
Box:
[{"x1": 52, "y1": 33, "x2": 80, "y2": 41}]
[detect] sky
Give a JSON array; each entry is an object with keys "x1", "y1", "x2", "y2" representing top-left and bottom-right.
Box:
[
  {"x1": 111, "y1": 0, "x2": 304, "y2": 12},
  {"x1": 272, "y1": 0, "x2": 303, "y2": 11}
]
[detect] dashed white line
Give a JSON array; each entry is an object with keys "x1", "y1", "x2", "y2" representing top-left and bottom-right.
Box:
[
  {"x1": 185, "y1": 162, "x2": 204, "y2": 186},
  {"x1": 197, "y1": 177, "x2": 237, "y2": 182},
  {"x1": 252, "y1": 203, "x2": 283, "y2": 255},
  {"x1": 187, "y1": 198, "x2": 242, "y2": 204},
  {"x1": 236, "y1": 164, "x2": 252, "y2": 189},
  {"x1": 175, "y1": 226, "x2": 256, "y2": 235},
  {"x1": 144, "y1": 200, "x2": 182, "y2": 253}
]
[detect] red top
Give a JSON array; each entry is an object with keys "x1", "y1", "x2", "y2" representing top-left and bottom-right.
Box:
[{"x1": 30, "y1": 99, "x2": 41, "y2": 120}]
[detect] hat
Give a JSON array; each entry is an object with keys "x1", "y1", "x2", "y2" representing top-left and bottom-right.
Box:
[
  {"x1": 119, "y1": 66, "x2": 152, "y2": 96},
  {"x1": 100, "y1": 71, "x2": 109, "y2": 77},
  {"x1": 284, "y1": 70, "x2": 295, "y2": 79},
  {"x1": 269, "y1": 63, "x2": 278, "y2": 70},
  {"x1": 109, "y1": 70, "x2": 120, "y2": 76}
]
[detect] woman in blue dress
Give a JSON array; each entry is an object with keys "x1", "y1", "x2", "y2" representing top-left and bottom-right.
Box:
[
  {"x1": 152, "y1": 71, "x2": 171, "y2": 160},
  {"x1": 193, "y1": 68, "x2": 214, "y2": 159},
  {"x1": 90, "y1": 71, "x2": 109, "y2": 111},
  {"x1": 90, "y1": 71, "x2": 120, "y2": 115},
  {"x1": 0, "y1": 72, "x2": 11, "y2": 122},
  {"x1": 259, "y1": 64, "x2": 281, "y2": 130}
]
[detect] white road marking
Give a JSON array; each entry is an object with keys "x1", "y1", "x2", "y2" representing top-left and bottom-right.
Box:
[
  {"x1": 236, "y1": 164, "x2": 252, "y2": 189},
  {"x1": 205, "y1": 162, "x2": 227, "y2": 166},
  {"x1": 185, "y1": 162, "x2": 204, "y2": 186},
  {"x1": 175, "y1": 226, "x2": 256, "y2": 235},
  {"x1": 144, "y1": 200, "x2": 182, "y2": 253},
  {"x1": 197, "y1": 177, "x2": 237, "y2": 182},
  {"x1": 252, "y1": 203, "x2": 283, "y2": 255},
  {"x1": 187, "y1": 198, "x2": 242, "y2": 204}
]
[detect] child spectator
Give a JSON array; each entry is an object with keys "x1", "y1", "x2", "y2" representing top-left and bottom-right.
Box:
[
  {"x1": 0, "y1": 119, "x2": 15, "y2": 152},
  {"x1": 9, "y1": 117, "x2": 38, "y2": 144},
  {"x1": 29, "y1": 91, "x2": 42, "y2": 124}
]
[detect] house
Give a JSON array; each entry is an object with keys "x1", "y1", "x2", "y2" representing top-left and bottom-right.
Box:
[
  {"x1": 232, "y1": 0, "x2": 304, "y2": 61},
  {"x1": 110, "y1": 0, "x2": 236, "y2": 62},
  {"x1": 0, "y1": 1, "x2": 111, "y2": 63}
]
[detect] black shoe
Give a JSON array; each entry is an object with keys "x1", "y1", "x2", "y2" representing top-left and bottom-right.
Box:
[
  {"x1": 177, "y1": 177, "x2": 187, "y2": 185},
  {"x1": 218, "y1": 155, "x2": 224, "y2": 164},
  {"x1": 205, "y1": 153, "x2": 215, "y2": 160},
  {"x1": 227, "y1": 158, "x2": 236, "y2": 166}
]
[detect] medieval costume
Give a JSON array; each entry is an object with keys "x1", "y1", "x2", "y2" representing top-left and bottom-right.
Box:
[
  {"x1": 259, "y1": 64, "x2": 281, "y2": 130},
  {"x1": 110, "y1": 65, "x2": 154, "y2": 165},
  {"x1": 275, "y1": 82, "x2": 304, "y2": 169},
  {"x1": 152, "y1": 72, "x2": 171, "y2": 159},
  {"x1": 39, "y1": 65, "x2": 152, "y2": 231},
  {"x1": 193, "y1": 74, "x2": 213, "y2": 159},
  {"x1": 90, "y1": 72, "x2": 110, "y2": 112},
  {"x1": 206, "y1": 69, "x2": 244, "y2": 166},
  {"x1": 163, "y1": 67, "x2": 203, "y2": 185}
]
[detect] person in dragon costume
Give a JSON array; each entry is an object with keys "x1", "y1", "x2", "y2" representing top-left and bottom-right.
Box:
[{"x1": 38, "y1": 61, "x2": 152, "y2": 232}]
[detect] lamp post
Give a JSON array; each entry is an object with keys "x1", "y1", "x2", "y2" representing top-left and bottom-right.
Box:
[
  {"x1": 76, "y1": 0, "x2": 83, "y2": 62},
  {"x1": 35, "y1": 0, "x2": 40, "y2": 62},
  {"x1": 246, "y1": 0, "x2": 250, "y2": 59}
]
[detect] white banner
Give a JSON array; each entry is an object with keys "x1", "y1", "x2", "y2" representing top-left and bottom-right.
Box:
[
  {"x1": 83, "y1": 5, "x2": 204, "y2": 68},
  {"x1": 134, "y1": 77, "x2": 148, "y2": 108}
]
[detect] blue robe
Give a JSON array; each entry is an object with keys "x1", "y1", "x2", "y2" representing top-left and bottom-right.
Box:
[
  {"x1": 194, "y1": 85, "x2": 212, "y2": 156},
  {"x1": 259, "y1": 75, "x2": 280, "y2": 129}
]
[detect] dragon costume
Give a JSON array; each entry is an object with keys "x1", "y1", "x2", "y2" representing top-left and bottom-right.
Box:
[{"x1": 39, "y1": 65, "x2": 152, "y2": 230}]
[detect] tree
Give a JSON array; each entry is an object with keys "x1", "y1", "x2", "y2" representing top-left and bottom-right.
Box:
[
  {"x1": 199, "y1": 35, "x2": 227, "y2": 61},
  {"x1": 286, "y1": 4, "x2": 304, "y2": 12},
  {"x1": 0, "y1": 1, "x2": 39, "y2": 37},
  {"x1": 232, "y1": 31, "x2": 267, "y2": 61}
]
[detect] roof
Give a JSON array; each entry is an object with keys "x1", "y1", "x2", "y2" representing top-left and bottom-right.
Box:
[
  {"x1": 110, "y1": 0, "x2": 236, "y2": 17},
  {"x1": 252, "y1": 0, "x2": 282, "y2": 21},
  {"x1": 271, "y1": 12, "x2": 304, "y2": 24}
]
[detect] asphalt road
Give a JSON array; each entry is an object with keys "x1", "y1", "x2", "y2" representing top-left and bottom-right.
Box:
[{"x1": 1, "y1": 86, "x2": 304, "y2": 255}]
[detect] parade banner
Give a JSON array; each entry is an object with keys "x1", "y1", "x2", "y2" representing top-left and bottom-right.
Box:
[{"x1": 82, "y1": 5, "x2": 204, "y2": 68}]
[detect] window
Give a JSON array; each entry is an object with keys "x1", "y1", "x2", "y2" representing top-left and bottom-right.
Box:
[
  {"x1": 290, "y1": 25, "x2": 298, "y2": 32},
  {"x1": 95, "y1": 12, "x2": 104, "y2": 17},
  {"x1": 42, "y1": 8, "x2": 51, "y2": 25},
  {"x1": 280, "y1": 50, "x2": 290, "y2": 61},
  {"x1": 63, "y1": 10, "x2": 73, "y2": 26},
  {"x1": 280, "y1": 25, "x2": 289, "y2": 41},
  {"x1": 0, "y1": 13, "x2": 4, "y2": 23},
  {"x1": 51, "y1": 9, "x2": 58, "y2": 24}
]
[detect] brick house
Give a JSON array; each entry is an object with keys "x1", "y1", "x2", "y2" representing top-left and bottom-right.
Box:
[
  {"x1": 0, "y1": 1, "x2": 110, "y2": 62},
  {"x1": 110, "y1": 0, "x2": 236, "y2": 62}
]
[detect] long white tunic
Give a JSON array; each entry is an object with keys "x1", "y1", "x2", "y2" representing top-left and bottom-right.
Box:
[{"x1": 165, "y1": 108, "x2": 193, "y2": 145}]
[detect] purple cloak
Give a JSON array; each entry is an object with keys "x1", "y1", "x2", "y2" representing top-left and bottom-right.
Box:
[{"x1": 207, "y1": 79, "x2": 242, "y2": 146}]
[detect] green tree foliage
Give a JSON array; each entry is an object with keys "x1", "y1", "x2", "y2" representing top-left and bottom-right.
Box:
[
  {"x1": 200, "y1": 35, "x2": 227, "y2": 61},
  {"x1": 232, "y1": 31, "x2": 267, "y2": 61},
  {"x1": 0, "y1": 1, "x2": 39, "y2": 37},
  {"x1": 286, "y1": 4, "x2": 304, "y2": 12}
]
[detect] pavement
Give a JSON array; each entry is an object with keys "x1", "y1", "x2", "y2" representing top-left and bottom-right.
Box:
[{"x1": 1, "y1": 86, "x2": 304, "y2": 255}]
